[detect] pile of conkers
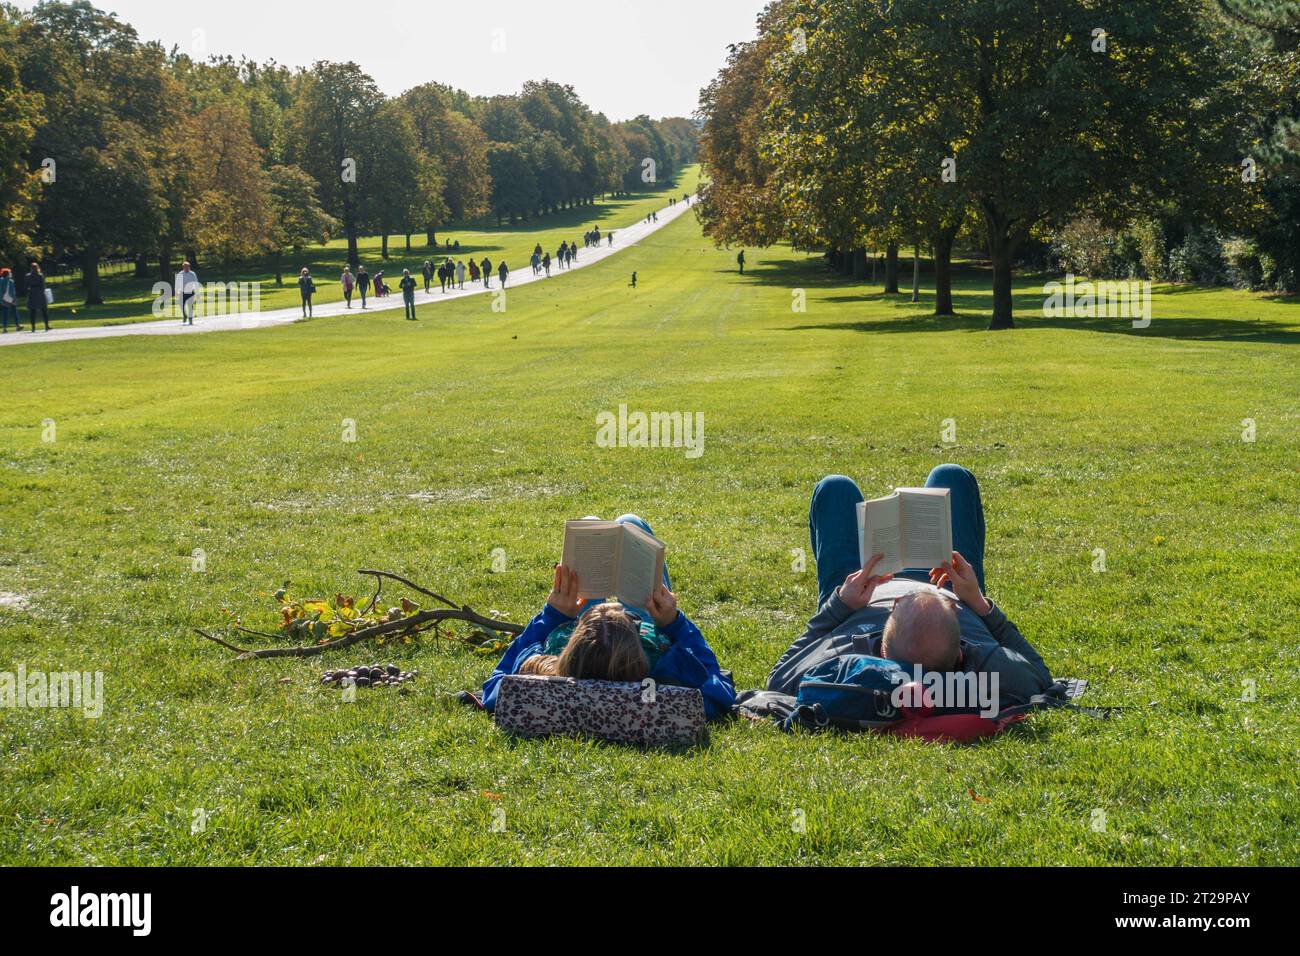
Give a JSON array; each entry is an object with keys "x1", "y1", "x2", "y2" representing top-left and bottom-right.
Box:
[{"x1": 320, "y1": 664, "x2": 418, "y2": 689}]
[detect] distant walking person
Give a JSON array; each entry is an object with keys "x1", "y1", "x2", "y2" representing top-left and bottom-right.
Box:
[
  {"x1": 341, "y1": 266, "x2": 355, "y2": 308},
  {"x1": 468, "y1": 258, "x2": 480, "y2": 284},
  {"x1": 542, "y1": 252, "x2": 551, "y2": 277},
  {"x1": 498, "y1": 260, "x2": 509, "y2": 288},
  {"x1": 422, "y1": 260, "x2": 433, "y2": 293},
  {"x1": 175, "y1": 261, "x2": 199, "y2": 326},
  {"x1": 737, "y1": 250, "x2": 745, "y2": 275},
  {"x1": 298, "y1": 267, "x2": 315, "y2": 317},
  {"x1": 437, "y1": 260, "x2": 448, "y2": 293},
  {"x1": 0, "y1": 268, "x2": 20, "y2": 332},
  {"x1": 456, "y1": 259, "x2": 466, "y2": 289},
  {"x1": 356, "y1": 266, "x2": 370, "y2": 309},
  {"x1": 26, "y1": 263, "x2": 51, "y2": 331},
  {"x1": 482, "y1": 257, "x2": 492, "y2": 288},
  {"x1": 400, "y1": 269, "x2": 417, "y2": 319},
  {"x1": 608, "y1": 232, "x2": 614, "y2": 247}
]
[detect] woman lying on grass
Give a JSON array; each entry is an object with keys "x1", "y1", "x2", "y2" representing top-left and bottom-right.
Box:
[{"x1": 481, "y1": 564, "x2": 735, "y2": 719}]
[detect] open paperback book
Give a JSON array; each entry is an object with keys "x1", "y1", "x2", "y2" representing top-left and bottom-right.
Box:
[
  {"x1": 561, "y1": 520, "x2": 666, "y2": 608},
  {"x1": 857, "y1": 487, "x2": 953, "y2": 576}
]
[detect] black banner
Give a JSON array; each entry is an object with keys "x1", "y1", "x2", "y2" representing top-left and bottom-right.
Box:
[{"x1": 0, "y1": 867, "x2": 1279, "y2": 941}]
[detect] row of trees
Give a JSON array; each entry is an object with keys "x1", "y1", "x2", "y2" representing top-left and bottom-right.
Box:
[
  {"x1": 0, "y1": 0, "x2": 699, "y2": 303},
  {"x1": 695, "y1": 0, "x2": 1299, "y2": 327}
]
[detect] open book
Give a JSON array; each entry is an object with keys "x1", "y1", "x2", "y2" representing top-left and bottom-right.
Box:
[
  {"x1": 561, "y1": 520, "x2": 666, "y2": 608},
  {"x1": 857, "y1": 487, "x2": 953, "y2": 576}
]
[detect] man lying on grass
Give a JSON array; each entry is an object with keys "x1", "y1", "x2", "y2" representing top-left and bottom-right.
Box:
[
  {"x1": 768, "y1": 466, "x2": 1053, "y2": 709},
  {"x1": 482, "y1": 516, "x2": 735, "y2": 718}
]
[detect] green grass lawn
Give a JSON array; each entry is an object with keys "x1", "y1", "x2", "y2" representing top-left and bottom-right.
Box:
[
  {"x1": 35, "y1": 166, "x2": 701, "y2": 328},
  {"x1": 1, "y1": 202, "x2": 1297, "y2": 865}
]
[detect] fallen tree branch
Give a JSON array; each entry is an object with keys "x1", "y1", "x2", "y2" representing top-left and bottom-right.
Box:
[
  {"x1": 194, "y1": 570, "x2": 524, "y2": 660},
  {"x1": 357, "y1": 569, "x2": 458, "y2": 609}
]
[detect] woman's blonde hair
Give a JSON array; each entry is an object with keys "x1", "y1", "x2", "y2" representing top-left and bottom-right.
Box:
[{"x1": 555, "y1": 603, "x2": 648, "y2": 682}]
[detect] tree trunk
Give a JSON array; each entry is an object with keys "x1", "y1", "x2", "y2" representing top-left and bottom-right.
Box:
[
  {"x1": 988, "y1": 220, "x2": 1017, "y2": 329},
  {"x1": 405, "y1": 233, "x2": 412, "y2": 253},
  {"x1": 884, "y1": 243, "x2": 899, "y2": 293},
  {"x1": 160, "y1": 247, "x2": 173, "y2": 283},
  {"x1": 852, "y1": 247, "x2": 867, "y2": 280},
  {"x1": 911, "y1": 245, "x2": 921, "y2": 303},
  {"x1": 427, "y1": 227, "x2": 436, "y2": 247},
  {"x1": 381, "y1": 232, "x2": 390, "y2": 259},
  {"x1": 273, "y1": 250, "x2": 284, "y2": 286},
  {"x1": 81, "y1": 247, "x2": 104, "y2": 306},
  {"x1": 933, "y1": 227, "x2": 957, "y2": 316},
  {"x1": 134, "y1": 253, "x2": 150, "y2": 279}
]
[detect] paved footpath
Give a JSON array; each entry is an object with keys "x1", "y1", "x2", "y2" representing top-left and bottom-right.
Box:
[{"x1": 1, "y1": 196, "x2": 696, "y2": 348}]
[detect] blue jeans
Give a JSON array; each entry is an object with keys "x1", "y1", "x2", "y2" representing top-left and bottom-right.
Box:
[
  {"x1": 578, "y1": 513, "x2": 672, "y2": 622},
  {"x1": 808, "y1": 465, "x2": 987, "y2": 608}
]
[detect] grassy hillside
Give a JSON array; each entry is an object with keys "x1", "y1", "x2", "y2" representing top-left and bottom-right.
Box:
[{"x1": 1, "y1": 202, "x2": 1297, "y2": 865}]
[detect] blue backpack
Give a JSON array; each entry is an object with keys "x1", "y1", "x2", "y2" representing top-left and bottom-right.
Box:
[
  {"x1": 780, "y1": 654, "x2": 1111, "y2": 742},
  {"x1": 786, "y1": 654, "x2": 915, "y2": 730}
]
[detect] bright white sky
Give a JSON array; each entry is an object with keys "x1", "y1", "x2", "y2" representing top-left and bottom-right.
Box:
[{"x1": 21, "y1": 0, "x2": 766, "y2": 120}]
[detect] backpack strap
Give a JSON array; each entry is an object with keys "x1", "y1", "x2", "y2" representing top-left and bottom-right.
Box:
[{"x1": 997, "y1": 693, "x2": 1122, "y2": 721}]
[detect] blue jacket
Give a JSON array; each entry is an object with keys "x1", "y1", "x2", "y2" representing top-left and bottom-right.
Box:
[{"x1": 482, "y1": 603, "x2": 736, "y2": 719}]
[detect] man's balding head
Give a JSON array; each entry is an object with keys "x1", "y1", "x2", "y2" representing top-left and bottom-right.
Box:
[{"x1": 881, "y1": 590, "x2": 961, "y2": 671}]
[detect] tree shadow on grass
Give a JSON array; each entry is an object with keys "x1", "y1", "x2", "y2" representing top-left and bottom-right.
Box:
[
  {"x1": 787, "y1": 311, "x2": 1300, "y2": 346},
  {"x1": 753, "y1": 259, "x2": 1300, "y2": 345}
]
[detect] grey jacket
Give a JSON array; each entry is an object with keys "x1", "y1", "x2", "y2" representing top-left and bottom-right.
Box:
[{"x1": 767, "y1": 580, "x2": 1053, "y2": 706}]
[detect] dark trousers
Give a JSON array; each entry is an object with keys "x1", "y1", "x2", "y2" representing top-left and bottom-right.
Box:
[
  {"x1": 809, "y1": 465, "x2": 987, "y2": 609},
  {"x1": 403, "y1": 293, "x2": 416, "y2": 319},
  {"x1": 29, "y1": 303, "x2": 50, "y2": 331}
]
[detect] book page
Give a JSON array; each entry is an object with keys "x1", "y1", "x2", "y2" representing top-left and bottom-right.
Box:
[
  {"x1": 858, "y1": 493, "x2": 903, "y2": 575},
  {"x1": 898, "y1": 487, "x2": 952, "y2": 568},
  {"x1": 561, "y1": 520, "x2": 622, "y2": 599},
  {"x1": 614, "y1": 523, "x2": 666, "y2": 608}
]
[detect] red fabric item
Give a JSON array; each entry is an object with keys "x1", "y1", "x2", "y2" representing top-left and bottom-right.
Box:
[{"x1": 888, "y1": 707, "x2": 1027, "y2": 743}]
